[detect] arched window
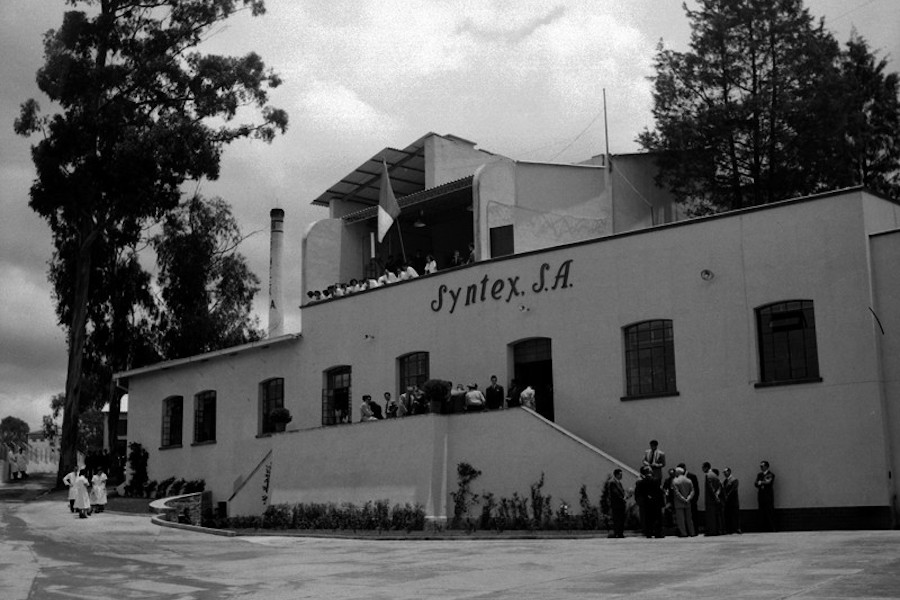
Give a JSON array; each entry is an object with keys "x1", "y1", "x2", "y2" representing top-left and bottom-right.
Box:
[
  {"x1": 322, "y1": 366, "x2": 351, "y2": 426},
  {"x1": 398, "y1": 352, "x2": 429, "y2": 394},
  {"x1": 756, "y1": 300, "x2": 820, "y2": 385},
  {"x1": 623, "y1": 320, "x2": 677, "y2": 398},
  {"x1": 194, "y1": 390, "x2": 216, "y2": 443},
  {"x1": 161, "y1": 395, "x2": 183, "y2": 447},
  {"x1": 260, "y1": 378, "x2": 284, "y2": 434}
]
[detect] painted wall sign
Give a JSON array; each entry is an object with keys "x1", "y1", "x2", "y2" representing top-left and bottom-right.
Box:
[{"x1": 430, "y1": 259, "x2": 573, "y2": 314}]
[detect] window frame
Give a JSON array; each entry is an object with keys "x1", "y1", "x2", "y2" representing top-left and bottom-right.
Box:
[
  {"x1": 755, "y1": 300, "x2": 822, "y2": 387},
  {"x1": 398, "y1": 352, "x2": 429, "y2": 396},
  {"x1": 322, "y1": 366, "x2": 351, "y2": 426},
  {"x1": 622, "y1": 319, "x2": 678, "y2": 400},
  {"x1": 193, "y1": 390, "x2": 217, "y2": 444},
  {"x1": 260, "y1": 378, "x2": 284, "y2": 435},
  {"x1": 161, "y1": 395, "x2": 183, "y2": 448}
]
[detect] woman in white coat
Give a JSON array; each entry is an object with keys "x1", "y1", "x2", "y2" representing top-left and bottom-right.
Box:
[
  {"x1": 91, "y1": 468, "x2": 108, "y2": 513},
  {"x1": 62, "y1": 467, "x2": 79, "y2": 513},
  {"x1": 73, "y1": 469, "x2": 92, "y2": 518}
]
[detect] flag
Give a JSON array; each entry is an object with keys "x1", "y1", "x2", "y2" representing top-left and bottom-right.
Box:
[{"x1": 377, "y1": 159, "x2": 400, "y2": 243}]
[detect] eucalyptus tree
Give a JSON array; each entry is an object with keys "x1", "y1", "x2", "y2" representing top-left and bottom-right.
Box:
[{"x1": 14, "y1": 0, "x2": 287, "y2": 483}]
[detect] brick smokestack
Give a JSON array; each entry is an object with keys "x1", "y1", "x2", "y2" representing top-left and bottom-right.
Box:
[{"x1": 268, "y1": 208, "x2": 285, "y2": 337}]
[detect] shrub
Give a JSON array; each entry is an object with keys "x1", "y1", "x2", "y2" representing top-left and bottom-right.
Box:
[
  {"x1": 450, "y1": 462, "x2": 481, "y2": 529},
  {"x1": 125, "y1": 442, "x2": 149, "y2": 497},
  {"x1": 156, "y1": 477, "x2": 176, "y2": 498},
  {"x1": 579, "y1": 484, "x2": 600, "y2": 530}
]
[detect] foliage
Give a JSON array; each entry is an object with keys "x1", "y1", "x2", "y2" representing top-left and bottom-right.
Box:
[
  {"x1": 421, "y1": 379, "x2": 451, "y2": 411},
  {"x1": 14, "y1": 0, "x2": 287, "y2": 485},
  {"x1": 529, "y1": 473, "x2": 552, "y2": 530},
  {"x1": 0, "y1": 416, "x2": 30, "y2": 447},
  {"x1": 578, "y1": 484, "x2": 600, "y2": 530},
  {"x1": 450, "y1": 462, "x2": 482, "y2": 528},
  {"x1": 183, "y1": 479, "x2": 206, "y2": 494},
  {"x1": 638, "y1": 0, "x2": 900, "y2": 211},
  {"x1": 235, "y1": 501, "x2": 426, "y2": 531},
  {"x1": 152, "y1": 195, "x2": 264, "y2": 359},
  {"x1": 124, "y1": 442, "x2": 149, "y2": 497},
  {"x1": 76, "y1": 408, "x2": 104, "y2": 455},
  {"x1": 156, "y1": 477, "x2": 177, "y2": 499},
  {"x1": 261, "y1": 462, "x2": 272, "y2": 505},
  {"x1": 268, "y1": 407, "x2": 292, "y2": 424}
]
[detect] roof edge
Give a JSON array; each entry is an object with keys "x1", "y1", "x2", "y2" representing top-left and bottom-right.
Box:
[{"x1": 114, "y1": 333, "x2": 301, "y2": 381}]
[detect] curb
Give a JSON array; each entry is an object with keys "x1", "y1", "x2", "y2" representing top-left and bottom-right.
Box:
[{"x1": 150, "y1": 515, "x2": 236, "y2": 537}]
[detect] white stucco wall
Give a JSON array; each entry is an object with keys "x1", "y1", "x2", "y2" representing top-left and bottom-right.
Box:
[
  {"x1": 124, "y1": 190, "x2": 900, "y2": 524},
  {"x1": 262, "y1": 409, "x2": 637, "y2": 521}
]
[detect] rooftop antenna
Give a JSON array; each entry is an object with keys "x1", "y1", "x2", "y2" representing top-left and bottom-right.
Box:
[{"x1": 603, "y1": 88, "x2": 610, "y2": 170}]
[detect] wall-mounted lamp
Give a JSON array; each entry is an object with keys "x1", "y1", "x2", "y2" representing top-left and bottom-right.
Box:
[
  {"x1": 700, "y1": 269, "x2": 715, "y2": 281},
  {"x1": 413, "y1": 210, "x2": 426, "y2": 228}
]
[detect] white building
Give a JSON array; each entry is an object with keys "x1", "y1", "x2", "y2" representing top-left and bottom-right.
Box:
[{"x1": 117, "y1": 134, "x2": 900, "y2": 530}]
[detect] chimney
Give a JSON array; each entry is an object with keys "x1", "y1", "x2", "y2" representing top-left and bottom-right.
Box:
[{"x1": 268, "y1": 208, "x2": 285, "y2": 337}]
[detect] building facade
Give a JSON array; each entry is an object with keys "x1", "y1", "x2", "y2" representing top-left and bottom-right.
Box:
[{"x1": 118, "y1": 135, "x2": 900, "y2": 530}]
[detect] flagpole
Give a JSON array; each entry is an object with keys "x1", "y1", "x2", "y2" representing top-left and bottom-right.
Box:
[{"x1": 395, "y1": 219, "x2": 407, "y2": 265}]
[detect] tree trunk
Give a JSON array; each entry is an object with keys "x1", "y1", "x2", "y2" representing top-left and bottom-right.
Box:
[{"x1": 56, "y1": 228, "x2": 97, "y2": 488}]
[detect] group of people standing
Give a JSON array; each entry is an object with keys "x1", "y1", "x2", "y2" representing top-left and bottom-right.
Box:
[
  {"x1": 358, "y1": 376, "x2": 537, "y2": 422},
  {"x1": 62, "y1": 466, "x2": 108, "y2": 519},
  {"x1": 607, "y1": 440, "x2": 776, "y2": 538},
  {"x1": 4, "y1": 444, "x2": 28, "y2": 481}
]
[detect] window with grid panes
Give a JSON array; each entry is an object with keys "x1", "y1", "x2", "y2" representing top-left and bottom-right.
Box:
[
  {"x1": 194, "y1": 390, "x2": 216, "y2": 443},
  {"x1": 260, "y1": 378, "x2": 284, "y2": 434},
  {"x1": 161, "y1": 396, "x2": 183, "y2": 447},
  {"x1": 623, "y1": 320, "x2": 677, "y2": 398},
  {"x1": 322, "y1": 367, "x2": 351, "y2": 426},
  {"x1": 399, "y1": 352, "x2": 429, "y2": 393},
  {"x1": 756, "y1": 300, "x2": 820, "y2": 385}
]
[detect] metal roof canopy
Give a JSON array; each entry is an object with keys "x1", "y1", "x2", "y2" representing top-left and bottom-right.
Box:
[
  {"x1": 311, "y1": 134, "x2": 434, "y2": 208},
  {"x1": 342, "y1": 175, "x2": 474, "y2": 224}
]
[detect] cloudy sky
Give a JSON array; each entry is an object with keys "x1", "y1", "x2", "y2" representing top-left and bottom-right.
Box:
[{"x1": 1, "y1": 0, "x2": 897, "y2": 430}]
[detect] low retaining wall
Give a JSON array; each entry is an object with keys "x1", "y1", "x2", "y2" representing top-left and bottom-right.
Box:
[{"x1": 150, "y1": 491, "x2": 212, "y2": 526}]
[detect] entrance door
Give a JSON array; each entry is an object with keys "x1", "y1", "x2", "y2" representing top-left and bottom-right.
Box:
[{"x1": 512, "y1": 338, "x2": 554, "y2": 422}]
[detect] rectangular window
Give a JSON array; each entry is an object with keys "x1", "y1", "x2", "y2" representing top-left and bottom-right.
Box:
[
  {"x1": 756, "y1": 300, "x2": 820, "y2": 385},
  {"x1": 322, "y1": 367, "x2": 351, "y2": 426},
  {"x1": 623, "y1": 320, "x2": 677, "y2": 398},
  {"x1": 194, "y1": 390, "x2": 216, "y2": 443},
  {"x1": 260, "y1": 378, "x2": 284, "y2": 434},
  {"x1": 399, "y1": 352, "x2": 429, "y2": 394},
  {"x1": 161, "y1": 396, "x2": 183, "y2": 447}
]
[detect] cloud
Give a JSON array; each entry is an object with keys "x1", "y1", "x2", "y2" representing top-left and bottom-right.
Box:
[{"x1": 299, "y1": 79, "x2": 405, "y2": 137}]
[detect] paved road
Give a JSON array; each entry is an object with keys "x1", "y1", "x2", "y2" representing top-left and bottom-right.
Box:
[{"x1": 2, "y1": 477, "x2": 900, "y2": 599}]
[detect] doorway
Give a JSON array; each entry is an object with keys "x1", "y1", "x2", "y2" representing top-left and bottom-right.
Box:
[{"x1": 512, "y1": 338, "x2": 554, "y2": 422}]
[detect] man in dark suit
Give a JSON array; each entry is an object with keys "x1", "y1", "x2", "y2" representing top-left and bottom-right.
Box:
[
  {"x1": 755, "y1": 460, "x2": 776, "y2": 531},
  {"x1": 702, "y1": 462, "x2": 723, "y2": 536},
  {"x1": 485, "y1": 375, "x2": 504, "y2": 410},
  {"x1": 722, "y1": 467, "x2": 741, "y2": 534},
  {"x1": 642, "y1": 440, "x2": 666, "y2": 481},
  {"x1": 607, "y1": 468, "x2": 627, "y2": 538},
  {"x1": 634, "y1": 466, "x2": 665, "y2": 538}
]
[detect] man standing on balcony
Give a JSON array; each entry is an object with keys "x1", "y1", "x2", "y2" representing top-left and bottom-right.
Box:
[{"x1": 485, "y1": 375, "x2": 504, "y2": 410}]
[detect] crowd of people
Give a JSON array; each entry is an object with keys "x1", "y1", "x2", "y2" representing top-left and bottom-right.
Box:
[
  {"x1": 4, "y1": 443, "x2": 29, "y2": 481},
  {"x1": 606, "y1": 439, "x2": 777, "y2": 538},
  {"x1": 307, "y1": 246, "x2": 475, "y2": 303},
  {"x1": 356, "y1": 376, "x2": 537, "y2": 422},
  {"x1": 63, "y1": 465, "x2": 108, "y2": 519}
]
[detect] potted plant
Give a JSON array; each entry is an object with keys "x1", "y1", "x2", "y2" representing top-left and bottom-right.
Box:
[
  {"x1": 421, "y1": 379, "x2": 451, "y2": 414},
  {"x1": 269, "y1": 407, "x2": 293, "y2": 432}
]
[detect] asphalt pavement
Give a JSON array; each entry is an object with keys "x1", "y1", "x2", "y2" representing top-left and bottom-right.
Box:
[{"x1": 2, "y1": 474, "x2": 899, "y2": 599}]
